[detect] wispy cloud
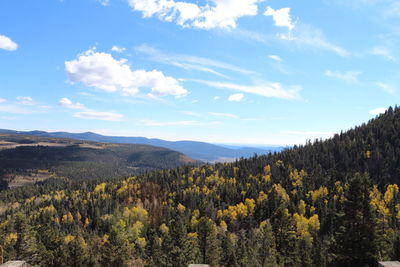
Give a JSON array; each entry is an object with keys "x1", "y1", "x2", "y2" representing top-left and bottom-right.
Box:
[
  {"x1": 97, "y1": 0, "x2": 109, "y2": 6},
  {"x1": 0, "y1": 98, "x2": 6, "y2": 103},
  {"x1": 208, "y1": 112, "x2": 238, "y2": 118},
  {"x1": 233, "y1": 24, "x2": 349, "y2": 57},
  {"x1": 58, "y1": 97, "x2": 86, "y2": 110},
  {"x1": 16, "y1": 96, "x2": 34, "y2": 105},
  {"x1": 74, "y1": 111, "x2": 123, "y2": 121},
  {"x1": 111, "y1": 45, "x2": 126, "y2": 53},
  {"x1": 276, "y1": 130, "x2": 335, "y2": 140},
  {"x1": 279, "y1": 24, "x2": 350, "y2": 57},
  {"x1": 228, "y1": 93, "x2": 245, "y2": 102},
  {"x1": 0, "y1": 105, "x2": 32, "y2": 114},
  {"x1": 377, "y1": 82, "x2": 396, "y2": 94},
  {"x1": 370, "y1": 47, "x2": 397, "y2": 61},
  {"x1": 268, "y1": 55, "x2": 282, "y2": 62},
  {"x1": 135, "y1": 44, "x2": 254, "y2": 77},
  {"x1": 195, "y1": 80, "x2": 301, "y2": 100},
  {"x1": 369, "y1": 107, "x2": 387, "y2": 115},
  {"x1": 141, "y1": 119, "x2": 200, "y2": 127},
  {"x1": 325, "y1": 70, "x2": 361, "y2": 83}
]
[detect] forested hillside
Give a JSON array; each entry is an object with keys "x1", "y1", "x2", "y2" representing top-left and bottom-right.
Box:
[
  {"x1": 2, "y1": 107, "x2": 400, "y2": 266},
  {"x1": 0, "y1": 134, "x2": 199, "y2": 189},
  {"x1": 0, "y1": 129, "x2": 283, "y2": 162}
]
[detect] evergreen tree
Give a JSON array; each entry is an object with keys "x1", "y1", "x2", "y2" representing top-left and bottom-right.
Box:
[{"x1": 332, "y1": 173, "x2": 378, "y2": 266}]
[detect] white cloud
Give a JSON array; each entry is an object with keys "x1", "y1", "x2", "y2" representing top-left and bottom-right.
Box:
[
  {"x1": 111, "y1": 45, "x2": 126, "y2": 53},
  {"x1": 0, "y1": 98, "x2": 6, "y2": 103},
  {"x1": 0, "y1": 35, "x2": 18, "y2": 51},
  {"x1": 135, "y1": 44, "x2": 253, "y2": 77},
  {"x1": 65, "y1": 49, "x2": 187, "y2": 97},
  {"x1": 208, "y1": 112, "x2": 238, "y2": 118},
  {"x1": 16, "y1": 96, "x2": 34, "y2": 105},
  {"x1": 370, "y1": 47, "x2": 397, "y2": 61},
  {"x1": 264, "y1": 6, "x2": 295, "y2": 31},
  {"x1": 128, "y1": 0, "x2": 260, "y2": 30},
  {"x1": 74, "y1": 111, "x2": 123, "y2": 121},
  {"x1": 279, "y1": 25, "x2": 349, "y2": 57},
  {"x1": 0, "y1": 105, "x2": 31, "y2": 114},
  {"x1": 325, "y1": 70, "x2": 361, "y2": 83},
  {"x1": 213, "y1": 96, "x2": 220, "y2": 100},
  {"x1": 141, "y1": 119, "x2": 199, "y2": 126},
  {"x1": 197, "y1": 80, "x2": 301, "y2": 100},
  {"x1": 228, "y1": 93, "x2": 244, "y2": 102},
  {"x1": 58, "y1": 97, "x2": 86, "y2": 110},
  {"x1": 97, "y1": 0, "x2": 110, "y2": 6},
  {"x1": 369, "y1": 107, "x2": 388, "y2": 115},
  {"x1": 268, "y1": 55, "x2": 282, "y2": 62},
  {"x1": 377, "y1": 82, "x2": 396, "y2": 94}
]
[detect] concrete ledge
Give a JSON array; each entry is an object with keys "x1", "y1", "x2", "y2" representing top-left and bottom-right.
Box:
[{"x1": 0, "y1": 261, "x2": 29, "y2": 267}]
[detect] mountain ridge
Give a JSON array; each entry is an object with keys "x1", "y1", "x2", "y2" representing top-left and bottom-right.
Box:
[{"x1": 0, "y1": 129, "x2": 284, "y2": 162}]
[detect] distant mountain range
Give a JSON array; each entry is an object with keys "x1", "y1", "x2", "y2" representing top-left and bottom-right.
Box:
[{"x1": 0, "y1": 129, "x2": 285, "y2": 162}]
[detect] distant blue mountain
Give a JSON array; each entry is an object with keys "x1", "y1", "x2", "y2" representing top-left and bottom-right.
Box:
[{"x1": 0, "y1": 129, "x2": 285, "y2": 162}]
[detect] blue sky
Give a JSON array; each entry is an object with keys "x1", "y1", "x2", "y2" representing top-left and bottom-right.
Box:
[{"x1": 0, "y1": 0, "x2": 399, "y2": 145}]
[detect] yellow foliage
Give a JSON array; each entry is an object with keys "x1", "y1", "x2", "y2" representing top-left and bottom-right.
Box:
[
  {"x1": 370, "y1": 185, "x2": 390, "y2": 220},
  {"x1": 76, "y1": 212, "x2": 82, "y2": 222},
  {"x1": 272, "y1": 184, "x2": 290, "y2": 202},
  {"x1": 264, "y1": 164, "x2": 271, "y2": 174},
  {"x1": 308, "y1": 214, "x2": 320, "y2": 232},
  {"x1": 293, "y1": 213, "x2": 310, "y2": 238},
  {"x1": 132, "y1": 221, "x2": 144, "y2": 238},
  {"x1": 62, "y1": 212, "x2": 74, "y2": 224},
  {"x1": 191, "y1": 209, "x2": 200, "y2": 227},
  {"x1": 293, "y1": 213, "x2": 320, "y2": 240},
  {"x1": 84, "y1": 218, "x2": 90, "y2": 228},
  {"x1": 245, "y1": 198, "x2": 256, "y2": 214},
  {"x1": 41, "y1": 205, "x2": 57, "y2": 214},
  {"x1": 257, "y1": 191, "x2": 267, "y2": 203},
  {"x1": 365, "y1": 150, "x2": 372, "y2": 159},
  {"x1": 298, "y1": 200, "x2": 306, "y2": 215},
  {"x1": 220, "y1": 220, "x2": 228, "y2": 232},
  {"x1": 187, "y1": 232, "x2": 198, "y2": 239},
  {"x1": 217, "y1": 210, "x2": 223, "y2": 219},
  {"x1": 289, "y1": 169, "x2": 306, "y2": 188},
  {"x1": 159, "y1": 223, "x2": 169, "y2": 234},
  {"x1": 236, "y1": 202, "x2": 248, "y2": 217},
  {"x1": 5, "y1": 233, "x2": 18, "y2": 245},
  {"x1": 102, "y1": 234, "x2": 109, "y2": 245},
  {"x1": 384, "y1": 184, "x2": 399, "y2": 204},
  {"x1": 308, "y1": 186, "x2": 329, "y2": 202},
  {"x1": 262, "y1": 175, "x2": 271, "y2": 183},
  {"x1": 136, "y1": 237, "x2": 147, "y2": 248},
  {"x1": 94, "y1": 182, "x2": 107, "y2": 193},
  {"x1": 396, "y1": 204, "x2": 400, "y2": 221},
  {"x1": 64, "y1": 235, "x2": 75, "y2": 244}
]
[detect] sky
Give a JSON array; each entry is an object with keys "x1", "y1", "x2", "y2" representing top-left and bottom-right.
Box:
[{"x1": 0, "y1": 0, "x2": 400, "y2": 146}]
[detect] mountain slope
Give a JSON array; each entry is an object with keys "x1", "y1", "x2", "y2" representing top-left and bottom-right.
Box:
[
  {"x1": 0, "y1": 133, "x2": 199, "y2": 188},
  {"x1": 3, "y1": 108, "x2": 400, "y2": 266},
  {"x1": 0, "y1": 129, "x2": 283, "y2": 162}
]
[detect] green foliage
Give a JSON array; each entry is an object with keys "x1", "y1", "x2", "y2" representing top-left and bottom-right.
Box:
[{"x1": 3, "y1": 107, "x2": 400, "y2": 266}]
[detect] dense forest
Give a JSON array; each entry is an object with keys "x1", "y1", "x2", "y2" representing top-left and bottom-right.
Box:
[
  {"x1": 0, "y1": 134, "x2": 199, "y2": 189},
  {"x1": 2, "y1": 107, "x2": 400, "y2": 266}
]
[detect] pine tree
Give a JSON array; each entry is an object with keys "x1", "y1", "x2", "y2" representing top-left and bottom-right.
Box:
[
  {"x1": 332, "y1": 173, "x2": 378, "y2": 266},
  {"x1": 197, "y1": 217, "x2": 221, "y2": 266}
]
